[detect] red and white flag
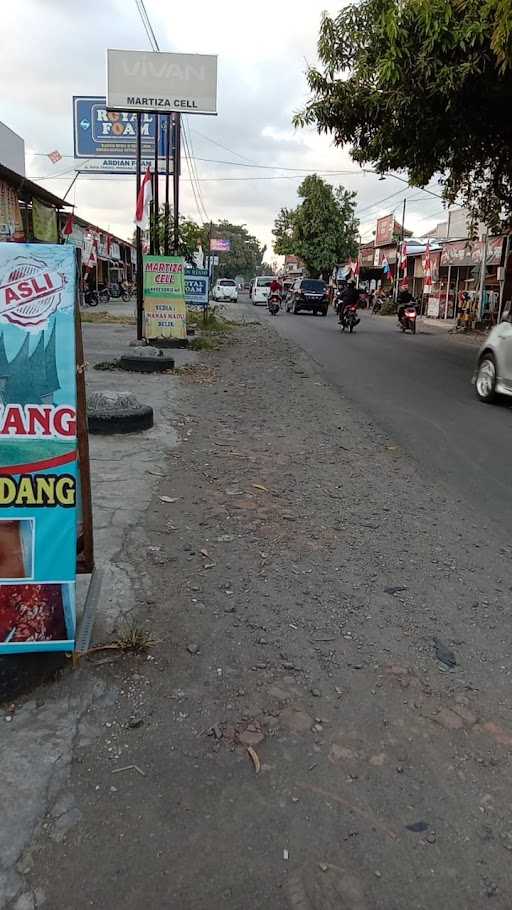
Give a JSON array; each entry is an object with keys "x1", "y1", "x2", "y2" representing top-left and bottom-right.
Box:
[
  {"x1": 48, "y1": 150, "x2": 62, "y2": 164},
  {"x1": 62, "y1": 212, "x2": 74, "y2": 238},
  {"x1": 135, "y1": 166, "x2": 153, "y2": 230},
  {"x1": 399, "y1": 241, "x2": 408, "y2": 289},
  {"x1": 84, "y1": 233, "x2": 98, "y2": 271},
  {"x1": 423, "y1": 241, "x2": 432, "y2": 294}
]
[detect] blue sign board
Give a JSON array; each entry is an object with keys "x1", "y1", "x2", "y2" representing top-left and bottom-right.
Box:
[
  {"x1": 184, "y1": 268, "x2": 209, "y2": 306},
  {"x1": 73, "y1": 96, "x2": 173, "y2": 174}
]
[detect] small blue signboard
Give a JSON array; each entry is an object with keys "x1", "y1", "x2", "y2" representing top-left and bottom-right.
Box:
[
  {"x1": 73, "y1": 96, "x2": 173, "y2": 174},
  {"x1": 184, "y1": 268, "x2": 209, "y2": 307}
]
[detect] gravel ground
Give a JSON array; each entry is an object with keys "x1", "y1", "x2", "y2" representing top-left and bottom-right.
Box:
[{"x1": 18, "y1": 319, "x2": 512, "y2": 909}]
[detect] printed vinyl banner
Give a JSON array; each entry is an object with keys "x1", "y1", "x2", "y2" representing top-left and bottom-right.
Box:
[
  {"x1": 143, "y1": 255, "x2": 187, "y2": 340},
  {"x1": 184, "y1": 267, "x2": 209, "y2": 306},
  {"x1": 0, "y1": 180, "x2": 24, "y2": 242},
  {"x1": 73, "y1": 97, "x2": 172, "y2": 174},
  {"x1": 0, "y1": 244, "x2": 77, "y2": 653},
  {"x1": 32, "y1": 199, "x2": 58, "y2": 243}
]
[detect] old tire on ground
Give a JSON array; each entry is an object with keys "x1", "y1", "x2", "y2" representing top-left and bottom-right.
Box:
[
  {"x1": 119, "y1": 353, "x2": 175, "y2": 373},
  {"x1": 88, "y1": 391, "x2": 154, "y2": 434}
]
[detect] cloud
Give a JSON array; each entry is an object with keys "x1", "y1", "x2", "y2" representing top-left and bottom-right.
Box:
[{"x1": 4, "y1": 0, "x2": 447, "y2": 255}]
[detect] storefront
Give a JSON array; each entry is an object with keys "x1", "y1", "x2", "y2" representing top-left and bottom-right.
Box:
[{"x1": 439, "y1": 236, "x2": 504, "y2": 323}]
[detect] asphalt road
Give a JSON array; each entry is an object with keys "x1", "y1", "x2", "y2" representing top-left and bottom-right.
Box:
[{"x1": 244, "y1": 299, "x2": 512, "y2": 537}]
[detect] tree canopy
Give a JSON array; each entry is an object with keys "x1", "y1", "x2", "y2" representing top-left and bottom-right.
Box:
[
  {"x1": 272, "y1": 175, "x2": 359, "y2": 277},
  {"x1": 204, "y1": 221, "x2": 267, "y2": 280},
  {"x1": 294, "y1": 0, "x2": 512, "y2": 231}
]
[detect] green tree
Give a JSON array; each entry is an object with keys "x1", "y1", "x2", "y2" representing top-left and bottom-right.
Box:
[
  {"x1": 294, "y1": 1, "x2": 512, "y2": 232},
  {"x1": 272, "y1": 175, "x2": 359, "y2": 277},
  {"x1": 204, "y1": 221, "x2": 267, "y2": 280}
]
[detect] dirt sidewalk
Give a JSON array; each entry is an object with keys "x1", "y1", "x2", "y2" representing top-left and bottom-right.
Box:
[{"x1": 17, "y1": 320, "x2": 512, "y2": 909}]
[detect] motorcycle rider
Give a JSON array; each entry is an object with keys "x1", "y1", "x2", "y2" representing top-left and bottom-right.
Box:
[
  {"x1": 338, "y1": 278, "x2": 360, "y2": 323},
  {"x1": 268, "y1": 276, "x2": 282, "y2": 312},
  {"x1": 397, "y1": 287, "x2": 415, "y2": 325}
]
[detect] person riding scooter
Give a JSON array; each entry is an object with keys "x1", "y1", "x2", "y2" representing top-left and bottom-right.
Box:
[
  {"x1": 338, "y1": 279, "x2": 360, "y2": 323},
  {"x1": 397, "y1": 288, "x2": 415, "y2": 325},
  {"x1": 268, "y1": 277, "x2": 282, "y2": 314}
]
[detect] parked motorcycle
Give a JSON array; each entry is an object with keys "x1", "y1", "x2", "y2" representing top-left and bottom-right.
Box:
[
  {"x1": 84, "y1": 288, "x2": 99, "y2": 307},
  {"x1": 268, "y1": 294, "x2": 281, "y2": 317},
  {"x1": 399, "y1": 304, "x2": 417, "y2": 334},
  {"x1": 339, "y1": 304, "x2": 360, "y2": 333}
]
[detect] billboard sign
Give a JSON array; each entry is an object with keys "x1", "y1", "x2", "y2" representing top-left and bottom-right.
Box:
[
  {"x1": 107, "y1": 49, "x2": 218, "y2": 115},
  {"x1": 375, "y1": 214, "x2": 395, "y2": 246},
  {"x1": 210, "y1": 238, "x2": 230, "y2": 252},
  {"x1": 73, "y1": 96, "x2": 173, "y2": 174},
  {"x1": 0, "y1": 244, "x2": 78, "y2": 654},
  {"x1": 184, "y1": 268, "x2": 209, "y2": 306},
  {"x1": 143, "y1": 256, "x2": 187, "y2": 340},
  {"x1": 440, "y1": 236, "x2": 504, "y2": 267}
]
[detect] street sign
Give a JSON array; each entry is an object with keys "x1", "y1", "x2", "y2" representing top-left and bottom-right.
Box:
[
  {"x1": 73, "y1": 96, "x2": 173, "y2": 174},
  {"x1": 107, "y1": 49, "x2": 218, "y2": 115},
  {"x1": 185, "y1": 268, "x2": 209, "y2": 306}
]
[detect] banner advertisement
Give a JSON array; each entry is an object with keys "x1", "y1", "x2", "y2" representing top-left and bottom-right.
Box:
[
  {"x1": 184, "y1": 268, "x2": 209, "y2": 306},
  {"x1": 73, "y1": 97, "x2": 173, "y2": 174},
  {"x1": 143, "y1": 255, "x2": 187, "y2": 340},
  {"x1": 210, "y1": 238, "x2": 230, "y2": 252},
  {"x1": 0, "y1": 180, "x2": 24, "y2": 242},
  {"x1": 375, "y1": 214, "x2": 395, "y2": 246},
  {"x1": 32, "y1": 199, "x2": 58, "y2": 243},
  {"x1": 0, "y1": 244, "x2": 78, "y2": 653},
  {"x1": 440, "y1": 236, "x2": 504, "y2": 267}
]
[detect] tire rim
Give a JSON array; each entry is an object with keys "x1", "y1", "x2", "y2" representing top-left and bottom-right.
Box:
[{"x1": 476, "y1": 358, "x2": 495, "y2": 398}]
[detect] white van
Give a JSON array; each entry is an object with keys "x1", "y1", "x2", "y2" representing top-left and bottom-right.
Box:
[{"x1": 250, "y1": 276, "x2": 273, "y2": 306}]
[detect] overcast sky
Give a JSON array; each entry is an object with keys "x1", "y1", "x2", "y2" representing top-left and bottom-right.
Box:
[{"x1": 1, "y1": 0, "x2": 448, "y2": 255}]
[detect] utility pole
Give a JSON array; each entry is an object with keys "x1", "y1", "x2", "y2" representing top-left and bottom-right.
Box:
[
  {"x1": 394, "y1": 198, "x2": 407, "y2": 303},
  {"x1": 135, "y1": 112, "x2": 143, "y2": 341},
  {"x1": 173, "y1": 113, "x2": 181, "y2": 253},
  {"x1": 164, "y1": 114, "x2": 171, "y2": 256},
  {"x1": 153, "y1": 114, "x2": 160, "y2": 255},
  {"x1": 478, "y1": 233, "x2": 488, "y2": 324}
]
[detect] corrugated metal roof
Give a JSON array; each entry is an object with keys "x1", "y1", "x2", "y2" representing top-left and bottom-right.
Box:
[{"x1": 0, "y1": 162, "x2": 71, "y2": 208}]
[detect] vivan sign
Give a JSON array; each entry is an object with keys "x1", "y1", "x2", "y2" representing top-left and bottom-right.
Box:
[{"x1": 107, "y1": 49, "x2": 218, "y2": 115}]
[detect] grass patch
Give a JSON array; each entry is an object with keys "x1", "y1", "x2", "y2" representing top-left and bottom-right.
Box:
[
  {"x1": 186, "y1": 307, "x2": 235, "y2": 334},
  {"x1": 115, "y1": 624, "x2": 155, "y2": 653},
  {"x1": 81, "y1": 310, "x2": 136, "y2": 325},
  {"x1": 189, "y1": 336, "x2": 221, "y2": 351}
]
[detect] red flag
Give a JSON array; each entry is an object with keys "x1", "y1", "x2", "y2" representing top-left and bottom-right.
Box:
[
  {"x1": 135, "y1": 166, "x2": 153, "y2": 230},
  {"x1": 62, "y1": 213, "x2": 74, "y2": 237}
]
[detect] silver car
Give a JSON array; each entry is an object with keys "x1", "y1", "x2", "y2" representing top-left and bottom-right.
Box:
[{"x1": 475, "y1": 313, "x2": 512, "y2": 402}]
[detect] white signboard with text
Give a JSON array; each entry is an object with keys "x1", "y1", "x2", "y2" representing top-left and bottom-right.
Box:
[{"x1": 107, "y1": 50, "x2": 218, "y2": 115}]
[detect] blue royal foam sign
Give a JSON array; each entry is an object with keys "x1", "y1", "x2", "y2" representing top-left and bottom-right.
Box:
[
  {"x1": 73, "y1": 96, "x2": 173, "y2": 174},
  {"x1": 184, "y1": 268, "x2": 209, "y2": 306},
  {"x1": 0, "y1": 244, "x2": 78, "y2": 653}
]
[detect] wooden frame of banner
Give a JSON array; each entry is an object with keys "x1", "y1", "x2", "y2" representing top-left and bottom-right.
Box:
[{"x1": 75, "y1": 297, "x2": 94, "y2": 575}]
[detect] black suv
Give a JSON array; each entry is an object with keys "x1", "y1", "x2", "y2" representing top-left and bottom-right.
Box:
[{"x1": 286, "y1": 278, "x2": 329, "y2": 316}]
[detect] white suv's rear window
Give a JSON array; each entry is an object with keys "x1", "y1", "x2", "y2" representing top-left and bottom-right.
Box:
[{"x1": 219, "y1": 280, "x2": 236, "y2": 286}]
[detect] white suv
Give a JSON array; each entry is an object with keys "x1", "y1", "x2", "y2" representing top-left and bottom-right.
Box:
[
  {"x1": 475, "y1": 311, "x2": 512, "y2": 402},
  {"x1": 212, "y1": 279, "x2": 238, "y2": 302}
]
